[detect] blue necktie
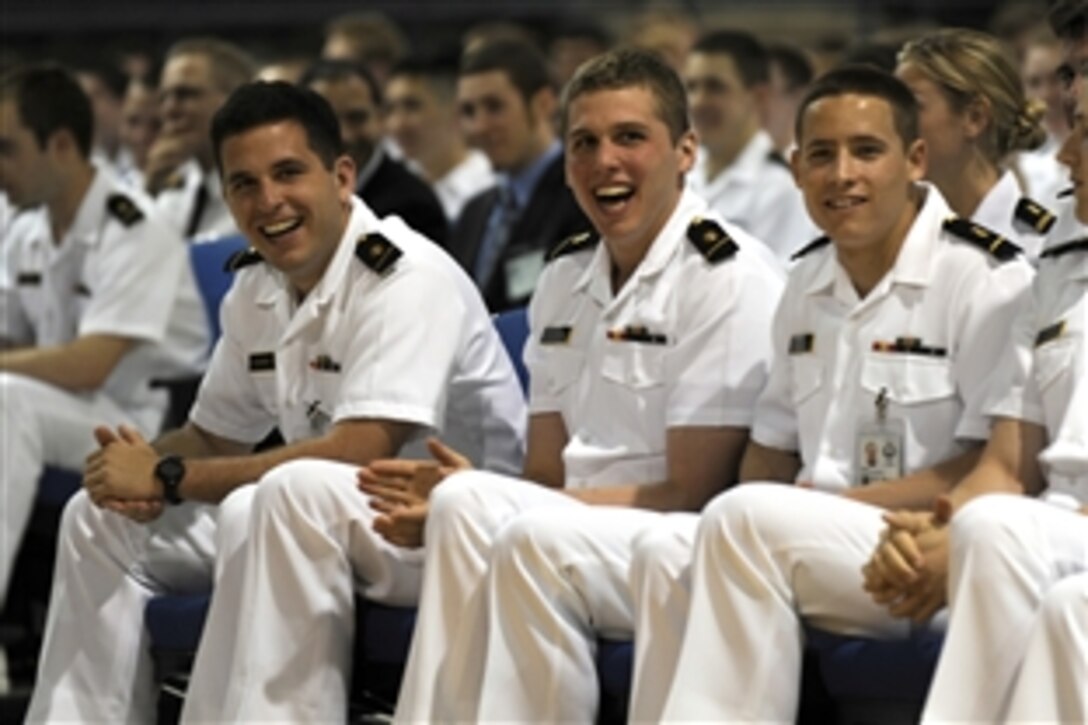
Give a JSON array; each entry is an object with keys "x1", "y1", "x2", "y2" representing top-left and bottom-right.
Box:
[{"x1": 474, "y1": 185, "x2": 519, "y2": 287}]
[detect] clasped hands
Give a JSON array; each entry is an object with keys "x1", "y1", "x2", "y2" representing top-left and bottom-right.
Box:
[
  {"x1": 83, "y1": 425, "x2": 165, "y2": 523},
  {"x1": 861, "y1": 496, "x2": 954, "y2": 623},
  {"x1": 356, "y1": 437, "x2": 471, "y2": 549}
]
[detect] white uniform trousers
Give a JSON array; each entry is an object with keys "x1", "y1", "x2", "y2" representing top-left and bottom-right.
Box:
[
  {"x1": 393, "y1": 471, "x2": 579, "y2": 723},
  {"x1": 0, "y1": 371, "x2": 147, "y2": 604},
  {"x1": 922, "y1": 495, "x2": 1088, "y2": 723},
  {"x1": 627, "y1": 512, "x2": 698, "y2": 723},
  {"x1": 663, "y1": 484, "x2": 922, "y2": 723},
  {"x1": 24, "y1": 490, "x2": 220, "y2": 724},
  {"x1": 181, "y1": 458, "x2": 427, "y2": 724},
  {"x1": 473, "y1": 506, "x2": 665, "y2": 721}
]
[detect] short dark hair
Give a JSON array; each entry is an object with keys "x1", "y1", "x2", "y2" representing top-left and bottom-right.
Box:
[
  {"x1": 299, "y1": 58, "x2": 383, "y2": 107},
  {"x1": 560, "y1": 46, "x2": 690, "y2": 143},
  {"x1": 460, "y1": 40, "x2": 554, "y2": 102},
  {"x1": 691, "y1": 30, "x2": 770, "y2": 88},
  {"x1": 387, "y1": 52, "x2": 461, "y2": 101},
  {"x1": 795, "y1": 65, "x2": 919, "y2": 146},
  {"x1": 0, "y1": 64, "x2": 93, "y2": 158},
  {"x1": 211, "y1": 81, "x2": 345, "y2": 173},
  {"x1": 1049, "y1": 0, "x2": 1088, "y2": 40},
  {"x1": 767, "y1": 42, "x2": 814, "y2": 91}
]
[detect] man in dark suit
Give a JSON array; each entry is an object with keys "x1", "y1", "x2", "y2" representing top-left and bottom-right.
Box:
[
  {"x1": 301, "y1": 60, "x2": 449, "y2": 245},
  {"x1": 452, "y1": 40, "x2": 591, "y2": 311}
]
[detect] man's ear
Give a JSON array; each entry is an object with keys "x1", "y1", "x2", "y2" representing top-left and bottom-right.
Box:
[
  {"x1": 530, "y1": 87, "x2": 558, "y2": 126},
  {"x1": 334, "y1": 154, "x2": 357, "y2": 201},
  {"x1": 906, "y1": 137, "x2": 927, "y2": 182}
]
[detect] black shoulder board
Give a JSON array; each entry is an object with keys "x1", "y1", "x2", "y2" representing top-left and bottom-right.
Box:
[
  {"x1": 1040, "y1": 237, "x2": 1088, "y2": 260},
  {"x1": 106, "y1": 194, "x2": 144, "y2": 227},
  {"x1": 355, "y1": 232, "x2": 402, "y2": 275},
  {"x1": 790, "y1": 235, "x2": 831, "y2": 261},
  {"x1": 943, "y1": 218, "x2": 1021, "y2": 262},
  {"x1": 687, "y1": 217, "x2": 738, "y2": 263},
  {"x1": 1014, "y1": 198, "x2": 1056, "y2": 234},
  {"x1": 767, "y1": 150, "x2": 789, "y2": 168},
  {"x1": 546, "y1": 230, "x2": 597, "y2": 262},
  {"x1": 224, "y1": 248, "x2": 264, "y2": 273}
]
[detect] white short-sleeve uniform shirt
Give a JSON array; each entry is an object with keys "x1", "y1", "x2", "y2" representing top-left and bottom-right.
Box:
[
  {"x1": 986, "y1": 201, "x2": 1088, "y2": 508},
  {"x1": 752, "y1": 184, "x2": 1034, "y2": 489},
  {"x1": 0, "y1": 167, "x2": 208, "y2": 428},
  {"x1": 688, "y1": 129, "x2": 818, "y2": 264},
  {"x1": 189, "y1": 197, "x2": 525, "y2": 472},
  {"x1": 525, "y1": 189, "x2": 785, "y2": 489}
]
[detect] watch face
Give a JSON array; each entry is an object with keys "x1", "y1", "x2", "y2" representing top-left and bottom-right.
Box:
[{"x1": 157, "y1": 457, "x2": 185, "y2": 482}]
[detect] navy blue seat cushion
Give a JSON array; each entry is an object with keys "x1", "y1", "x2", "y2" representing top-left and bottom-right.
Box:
[
  {"x1": 597, "y1": 639, "x2": 633, "y2": 699},
  {"x1": 37, "y1": 466, "x2": 82, "y2": 508},
  {"x1": 806, "y1": 627, "x2": 943, "y2": 701},
  {"x1": 145, "y1": 592, "x2": 211, "y2": 652},
  {"x1": 358, "y1": 603, "x2": 418, "y2": 664}
]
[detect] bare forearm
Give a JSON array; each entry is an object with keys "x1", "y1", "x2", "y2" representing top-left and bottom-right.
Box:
[
  {"x1": 945, "y1": 452, "x2": 1032, "y2": 512},
  {"x1": 567, "y1": 480, "x2": 703, "y2": 512},
  {"x1": 739, "y1": 441, "x2": 801, "y2": 483},
  {"x1": 0, "y1": 336, "x2": 131, "y2": 391},
  {"x1": 176, "y1": 420, "x2": 413, "y2": 504},
  {"x1": 153, "y1": 423, "x2": 248, "y2": 459},
  {"x1": 843, "y1": 446, "x2": 982, "y2": 511}
]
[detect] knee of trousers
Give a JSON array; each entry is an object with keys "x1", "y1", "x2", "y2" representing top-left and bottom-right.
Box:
[
  {"x1": 58, "y1": 489, "x2": 114, "y2": 547},
  {"x1": 950, "y1": 494, "x2": 1030, "y2": 565},
  {"x1": 1037, "y1": 575, "x2": 1088, "y2": 630},
  {"x1": 427, "y1": 469, "x2": 504, "y2": 539},
  {"x1": 251, "y1": 458, "x2": 350, "y2": 520},
  {"x1": 696, "y1": 483, "x2": 791, "y2": 549},
  {"x1": 630, "y1": 522, "x2": 694, "y2": 591},
  {"x1": 492, "y1": 511, "x2": 577, "y2": 575},
  {"x1": 0, "y1": 371, "x2": 34, "y2": 418}
]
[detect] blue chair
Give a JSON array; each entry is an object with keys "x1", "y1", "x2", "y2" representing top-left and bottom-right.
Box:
[
  {"x1": 492, "y1": 306, "x2": 529, "y2": 394},
  {"x1": 189, "y1": 234, "x2": 248, "y2": 346},
  {"x1": 806, "y1": 627, "x2": 942, "y2": 722}
]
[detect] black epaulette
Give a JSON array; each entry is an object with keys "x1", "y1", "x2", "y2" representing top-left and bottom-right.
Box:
[
  {"x1": 355, "y1": 232, "x2": 402, "y2": 276},
  {"x1": 224, "y1": 248, "x2": 264, "y2": 272},
  {"x1": 687, "y1": 217, "x2": 738, "y2": 263},
  {"x1": 106, "y1": 194, "x2": 144, "y2": 227},
  {"x1": 767, "y1": 150, "x2": 788, "y2": 168},
  {"x1": 790, "y1": 235, "x2": 831, "y2": 261},
  {"x1": 1040, "y1": 237, "x2": 1088, "y2": 260},
  {"x1": 943, "y1": 217, "x2": 1021, "y2": 262},
  {"x1": 1014, "y1": 198, "x2": 1056, "y2": 234},
  {"x1": 545, "y1": 230, "x2": 597, "y2": 262}
]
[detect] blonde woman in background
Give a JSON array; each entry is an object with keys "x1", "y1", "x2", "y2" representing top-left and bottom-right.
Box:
[{"x1": 897, "y1": 28, "x2": 1054, "y2": 260}]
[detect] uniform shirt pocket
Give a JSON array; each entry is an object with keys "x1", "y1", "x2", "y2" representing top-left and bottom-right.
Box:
[
  {"x1": 860, "y1": 353, "x2": 956, "y2": 405},
  {"x1": 601, "y1": 339, "x2": 666, "y2": 389}
]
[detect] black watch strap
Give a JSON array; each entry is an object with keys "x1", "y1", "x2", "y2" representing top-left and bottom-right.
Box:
[{"x1": 155, "y1": 455, "x2": 186, "y2": 505}]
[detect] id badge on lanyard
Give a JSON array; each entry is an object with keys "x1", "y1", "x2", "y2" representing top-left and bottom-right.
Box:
[{"x1": 855, "y1": 386, "x2": 905, "y2": 485}]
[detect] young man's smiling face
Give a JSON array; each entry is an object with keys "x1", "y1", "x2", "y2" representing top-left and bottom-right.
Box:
[
  {"x1": 564, "y1": 84, "x2": 695, "y2": 257},
  {"x1": 220, "y1": 119, "x2": 355, "y2": 295},
  {"x1": 791, "y1": 93, "x2": 926, "y2": 256}
]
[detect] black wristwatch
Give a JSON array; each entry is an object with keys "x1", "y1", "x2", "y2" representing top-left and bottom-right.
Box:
[{"x1": 154, "y1": 455, "x2": 186, "y2": 505}]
